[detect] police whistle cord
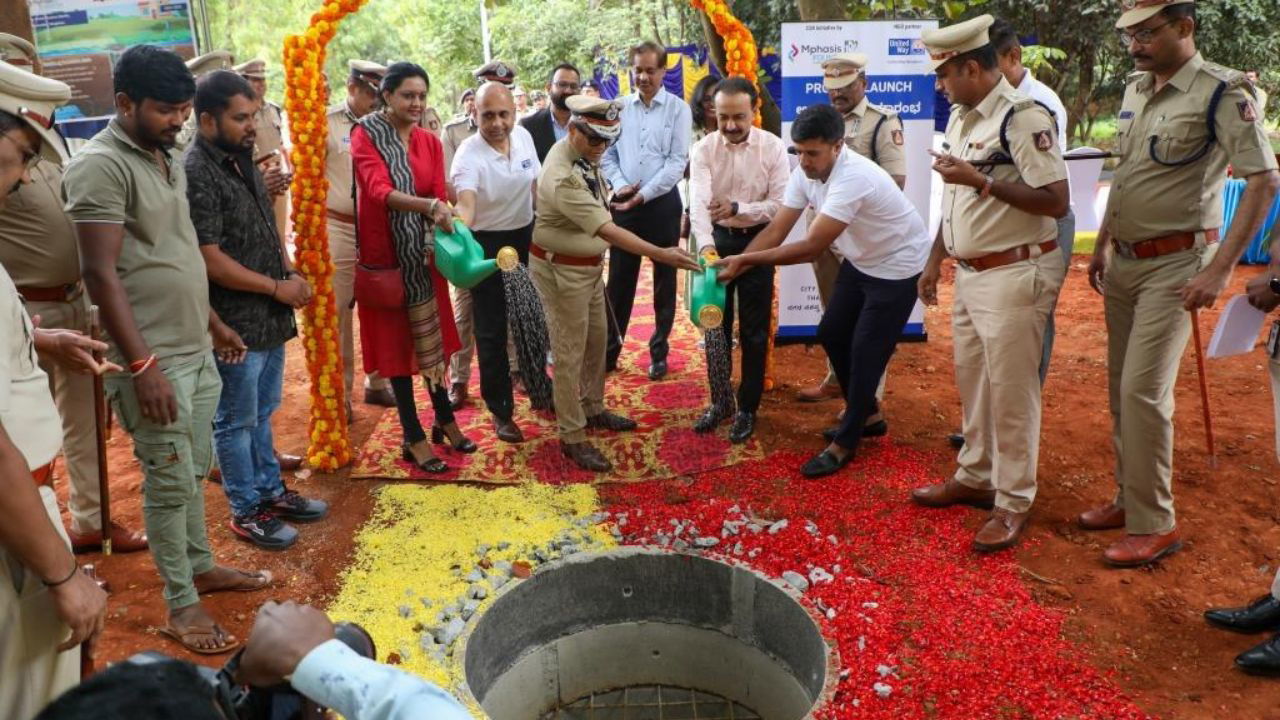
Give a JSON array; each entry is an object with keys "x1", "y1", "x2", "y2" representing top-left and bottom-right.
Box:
[
  {"x1": 502, "y1": 266, "x2": 555, "y2": 411},
  {"x1": 1189, "y1": 307, "x2": 1218, "y2": 469}
]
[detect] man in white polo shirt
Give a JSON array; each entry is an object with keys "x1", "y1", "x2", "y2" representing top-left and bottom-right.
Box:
[
  {"x1": 714, "y1": 104, "x2": 930, "y2": 478},
  {"x1": 450, "y1": 81, "x2": 547, "y2": 443}
]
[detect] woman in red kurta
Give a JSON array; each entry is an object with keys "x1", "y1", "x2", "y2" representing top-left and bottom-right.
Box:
[{"x1": 351, "y1": 62, "x2": 475, "y2": 473}]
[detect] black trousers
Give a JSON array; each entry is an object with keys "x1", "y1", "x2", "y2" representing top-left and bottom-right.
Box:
[
  {"x1": 821, "y1": 260, "x2": 920, "y2": 450},
  {"x1": 390, "y1": 376, "x2": 454, "y2": 444},
  {"x1": 709, "y1": 224, "x2": 774, "y2": 414},
  {"x1": 472, "y1": 224, "x2": 536, "y2": 422},
  {"x1": 605, "y1": 188, "x2": 682, "y2": 367}
]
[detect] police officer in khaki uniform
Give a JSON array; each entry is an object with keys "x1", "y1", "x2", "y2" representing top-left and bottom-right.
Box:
[
  {"x1": 324, "y1": 60, "x2": 395, "y2": 415},
  {"x1": 234, "y1": 59, "x2": 290, "y2": 238},
  {"x1": 174, "y1": 50, "x2": 234, "y2": 151},
  {"x1": 913, "y1": 15, "x2": 1070, "y2": 552},
  {"x1": 1080, "y1": 0, "x2": 1279, "y2": 567},
  {"x1": 531, "y1": 96, "x2": 699, "y2": 472},
  {"x1": 447, "y1": 60, "x2": 519, "y2": 408},
  {"x1": 798, "y1": 51, "x2": 908, "y2": 429},
  {"x1": 0, "y1": 37, "x2": 148, "y2": 554}
]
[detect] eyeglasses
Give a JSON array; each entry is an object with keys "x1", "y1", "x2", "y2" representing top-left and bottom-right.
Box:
[
  {"x1": 1116, "y1": 19, "x2": 1175, "y2": 46},
  {"x1": 0, "y1": 132, "x2": 40, "y2": 171},
  {"x1": 552, "y1": 82, "x2": 581, "y2": 92},
  {"x1": 583, "y1": 133, "x2": 612, "y2": 148}
]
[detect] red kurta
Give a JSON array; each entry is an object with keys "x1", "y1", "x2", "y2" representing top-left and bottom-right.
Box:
[{"x1": 351, "y1": 123, "x2": 460, "y2": 378}]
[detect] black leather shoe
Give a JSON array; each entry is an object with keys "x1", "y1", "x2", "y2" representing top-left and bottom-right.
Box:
[
  {"x1": 801, "y1": 449, "x2": 853, "y2": 478},
  {"x1": 448, "y1": 382, "x2": 469, "y2": 411},
  {"x1": 728, "y1": 412, "x2": 755, "y2": 444},
  {"x1": 586, "y1": 411, "x2": 637, "y2": 432},
  {"x1": 824, "y1": 420, "x2": 890, "y2": 443},
  {"x1": 648, "y1": 360, "x2": 668, "y2": 381},
  {"x1": 493, "y1": 418, "x2": 525, "y2": 444},
  {"x1": 948, "y1": 432, "x2": 964, "y2": 449},
  {"x1": 693, "y1": 405, "x2": 732, "y2": 433},
  {"x1": 1206, "y1": 595, "x2": 1280, "y2": 634},
  {"x1": 562, "y1": 441, "x2": 612, "y2": 472},
  {"x1": 1235, "y1": 633, "x2": 1280, "y2": 676}
]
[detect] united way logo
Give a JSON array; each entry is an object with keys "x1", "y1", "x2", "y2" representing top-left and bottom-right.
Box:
[{"x1": 888, "y1": 38, "x2": 925, "y2": 56}]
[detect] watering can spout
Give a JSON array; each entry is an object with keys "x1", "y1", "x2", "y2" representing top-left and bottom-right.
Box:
[{"x1": 496, "y1": 246, "x2": 520, "y2": 272}]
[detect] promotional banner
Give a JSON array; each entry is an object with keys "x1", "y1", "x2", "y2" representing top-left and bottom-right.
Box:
[
  {"x1": 777, "y1": 20, "x2": 938, "y2": 341},
  {"x1": 29, "y1": 0, "x2": 198, "y2": 125}
]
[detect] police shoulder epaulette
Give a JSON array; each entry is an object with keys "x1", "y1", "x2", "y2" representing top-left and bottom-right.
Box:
[
  {"x1": 997, "y1": 96, "x2": 1056, "y2": 157},
  {"x1": 1201, "y1": 62, "x2": 1246, "y2": 89},
  {"x1": 867, "y1": 101, "x2": 898, "y2": 119}
]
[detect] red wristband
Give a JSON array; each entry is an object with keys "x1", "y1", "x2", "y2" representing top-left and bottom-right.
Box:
[{"x1": 128, "y1": 354, "x2": 156, "y2": 373}]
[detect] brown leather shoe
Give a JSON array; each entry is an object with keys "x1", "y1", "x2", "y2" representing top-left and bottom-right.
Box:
[
  {"x1": 973, "y1": 508, "x2": 1030, "y2": 552},
  {"x1": 363, "y1": 387, "x2": 396, "y2": 407},
  {"x1": 1104, "y1": 529, "x2": 1182, "y2": 567},
  {"x1": 796, "y1": 383, "x2": 841, "y2": 403},
  {"x1": 1077, "y1": 503, "x2": 1125, "y2": 531},
  {"x1": 494, "y1": 418, "x2": 525, "y2": 444},
  {"x1": 911, "y1": 479, "x2": 996, "y2": 509},
  {"x1": 448, "y1": 382, "x2": 469, "y2": 411},
  {"x1": 561, "y1": 441, "x2": 612, "y2": 472},
  {"x1": 69, "y1": 522, "x2": 149, "y2": 554},
  {"x1": 275, "y1": 452, "x2": 304, "y2": 472}
]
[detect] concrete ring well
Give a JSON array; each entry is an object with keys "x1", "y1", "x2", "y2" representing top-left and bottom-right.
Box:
[{"x1": 458, "y1": 548, "x2": 836, "y2": 719}]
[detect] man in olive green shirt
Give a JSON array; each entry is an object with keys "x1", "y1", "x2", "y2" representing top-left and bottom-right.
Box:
[
  {"x1": 531, "y1": 96, "x2": 698, "y2": 472},
  {"x1": 62, "y1": 45, "x2": 271, "y2": 655},
  {"x1": 1082, "y1": 0, "x2": 1280, "y2": 567}
]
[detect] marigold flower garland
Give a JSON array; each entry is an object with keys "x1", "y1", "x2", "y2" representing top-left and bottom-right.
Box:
[
  {"x1": 282, "y1": 0, "x2": 366, "y2": 470},
  {"x1": 691, "y1": 0, "x2": 762, "y2": 126}
]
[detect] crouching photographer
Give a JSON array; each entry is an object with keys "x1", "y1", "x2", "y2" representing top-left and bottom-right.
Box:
[{"x1": 35, "y1": 601, "x2": 472, "y2": 720}]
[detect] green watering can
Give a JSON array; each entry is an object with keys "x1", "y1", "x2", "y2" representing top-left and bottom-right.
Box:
[
  {"x1": 433, "y1": 221, "x2": 519, "y2": 289},
  {"x1": 689, "y1": 250, "x2": 727, "y2": 329}
]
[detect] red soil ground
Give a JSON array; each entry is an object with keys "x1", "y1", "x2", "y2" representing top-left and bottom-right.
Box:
[{"x1": 67, "y1": 261, "x2": 1280, "y2": 719}]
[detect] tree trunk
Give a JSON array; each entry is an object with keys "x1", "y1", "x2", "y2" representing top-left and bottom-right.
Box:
[
  {"x1": 697, "y1": 8, "x2": 782, "y2": 134},
  {"x1": 796, "y1": 0, "x2": 849, "y2": 22}
]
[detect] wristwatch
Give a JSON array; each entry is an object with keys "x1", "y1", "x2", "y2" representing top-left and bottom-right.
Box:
[{"x1": 1269, "y1": 275, "x2": 1280, "y2": 296}]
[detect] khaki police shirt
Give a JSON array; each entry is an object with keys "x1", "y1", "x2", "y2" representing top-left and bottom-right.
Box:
[
  {"x1": 62, "y1": 120, "x2": 212, "y2": 368},
  {"x1": 532, "y1": 139, "x2": 612, "y2": 257},
  {"x1": 941, "y1": 77, "x2": 1066, "y2": 259},
  {"x1": 0, "y1": 264, "x2": 61, "y2": 470},
  {"x1": 442, "y1": 116, "x2": 476, "y2": 174},
  {"x1": 0, "y1": 162, "x2": 80, "y2": 287},
  {"x1": 420, "y1": 106, "x2": 443, "y2": 137},
  {"x1": 252, "y1": 101, "x2": 285, "y2": 160},
  {"x1": 1105, "y1": 53, "x2": 1278, "y2": 243},
  {"x1": 844, "y1": 98, "x2": 906, "y2": 179},
  {"x1": 325, "y1": 100, "x2": 359, "y2": 216}
]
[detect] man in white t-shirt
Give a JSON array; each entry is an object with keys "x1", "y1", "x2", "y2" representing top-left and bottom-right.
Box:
[
  {"x1": 715, "y1": 104, "x2": 930, "y2": 478},
  {"x1": 450, "y1": 81, "x2": 546, "y2": 443},
  {"x1": 991, "y1": 18, "x2": 1075, "y2": 388}
]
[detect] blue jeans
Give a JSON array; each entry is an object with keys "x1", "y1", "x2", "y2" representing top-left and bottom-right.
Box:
[{"x1": 214, "y1": 346, "x2": 285, "y2": 517}]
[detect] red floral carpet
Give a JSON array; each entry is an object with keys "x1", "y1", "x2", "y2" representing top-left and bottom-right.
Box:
[
  {"x1": 601, "y1": 446, "x2": 1151, "y2": 719},
  {"x1": 350, "y1": 278, "x2": 765, "y2": 483}
]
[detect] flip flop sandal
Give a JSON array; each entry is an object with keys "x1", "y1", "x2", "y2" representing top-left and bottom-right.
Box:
[
  {"x1": 197, "y1": 568, "x2": 274, "y2": 595},
  {"x1": 159, "y1": 623, "x2": 240, "y2": 655}
]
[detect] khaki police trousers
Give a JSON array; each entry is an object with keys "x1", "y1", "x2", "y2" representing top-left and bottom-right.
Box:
[
  {"x1": 530, "y1": 256, "x2": 606, "y2": 443},
  {"x1": 0, "y1": 486, "x2": 80, "y2": 720},
  {"x1": 1271, "y1": 358, "x2": 1280, "y2": 600},
  {"x1": 328, "y1": 217, "x2": 386, "y2": 399},
  {"x1": 1104, "y1": 244, "x2": 1214, "y2": 534},
  {"x1": 108, "y1": 352, "x2": 220, "y2": 610},
  {"x1": 28, "y1": 295, "x2": 100, "y2": 535},
  {"x1": 814, "y1": 247, "x2": 887, "y2": 402},
  {"x1": 953, "y1": 248, "x2": 1065, "y2": 513}
]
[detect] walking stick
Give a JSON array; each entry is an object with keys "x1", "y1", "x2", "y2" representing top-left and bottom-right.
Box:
[
  {"x1": 1189, "y1": 308, "x2": 1218, "y2": 469},
  {"x1": 89, "y1": 306, "x2": 112, "y2": 555}
]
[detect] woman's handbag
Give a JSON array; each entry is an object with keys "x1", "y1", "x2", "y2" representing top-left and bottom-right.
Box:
[{"x1": 353, "y1": 263, "x2": 405, "y2": 309}]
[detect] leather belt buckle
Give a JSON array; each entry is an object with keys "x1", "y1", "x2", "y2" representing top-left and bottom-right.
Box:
[{"x1": 1111, "y1": 239, "x2": 1137, "y2": 260}]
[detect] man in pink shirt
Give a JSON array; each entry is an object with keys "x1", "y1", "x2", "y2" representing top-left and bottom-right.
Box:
[{"x1": 688, "y1": 76, "x2": 790, "y2": 443}]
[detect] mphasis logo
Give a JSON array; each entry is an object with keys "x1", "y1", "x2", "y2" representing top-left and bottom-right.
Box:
[
  {"x1": 789, "y1": 38, "x2": 859, "y2": 64},
  {"x1": 887, "y1": 37, "x2": 926, "y2": 56}
]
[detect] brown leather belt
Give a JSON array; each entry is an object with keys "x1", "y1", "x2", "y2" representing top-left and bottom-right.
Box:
[
  {"x1": 18, "y1": 281, "x2": 83, "y2": 303},
  {"x1": 530, "y1": 243, "x2": 603, "y2": 267},
  {"x1": 326, "y1": 209, "x2": 356, "y2": 224},
  {"x1": 32, "y1": 462, "x2": 53, "y2": 488},
  {"x1": 1111, "y1": 229, "x2": 1220, "y2": 260},
  {"x1": 957, "y1": 240, "x2": 1058, "y2": 272}
]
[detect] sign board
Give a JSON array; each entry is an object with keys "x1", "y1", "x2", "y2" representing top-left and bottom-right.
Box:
[
  {"x1": 777, "y1": 20, "x2": 938, "y2": 341},
  {"x1": 28, "y1": 0, "x2": 198, "y2": 125}
]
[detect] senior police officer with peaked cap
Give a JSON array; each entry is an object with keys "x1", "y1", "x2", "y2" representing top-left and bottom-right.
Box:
[
  {"x1": 0, "y1": 33, "x2": 36, "y2": 70},
  {"x1": 912, "y1": 14, "x2": 1070, "y2": 553},
  {"x1": 1078, "y1": 0, "x2": 1280, "y2": 567},
  {"x1": 530, "y1": 95, "x2": 699, "y2": 473}
]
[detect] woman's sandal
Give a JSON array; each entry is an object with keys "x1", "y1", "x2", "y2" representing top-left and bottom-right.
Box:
[
  {"x1": 159, "y1": 622, "x2": 240, "y2": 655},
  {"x1": 431, "y1": 424, "x2": 478, "y2": 453},
  {"x1": 402, "y1": 442, "x2": 449, "y2": 473}
]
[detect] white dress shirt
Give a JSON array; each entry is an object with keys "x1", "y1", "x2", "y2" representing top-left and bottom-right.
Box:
[
  {"x1": 1015, "y1": 69, "x2": 1068, "y2": 151},
  {"x1": 688, "y1": 127, "x2": 790, "y2": 252},
  {"x1": 783, "y1": 148, "x2": 931, "y2": 280},
  {"x1": 602, "y1": 86, "x2": 692, "y2": 203},
  {"x1": 450, "y1": 125, "x2": 540, "y2": 231},
  {"x1": 292, "y1": 639, "x2": 472, "y2": 720}
]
